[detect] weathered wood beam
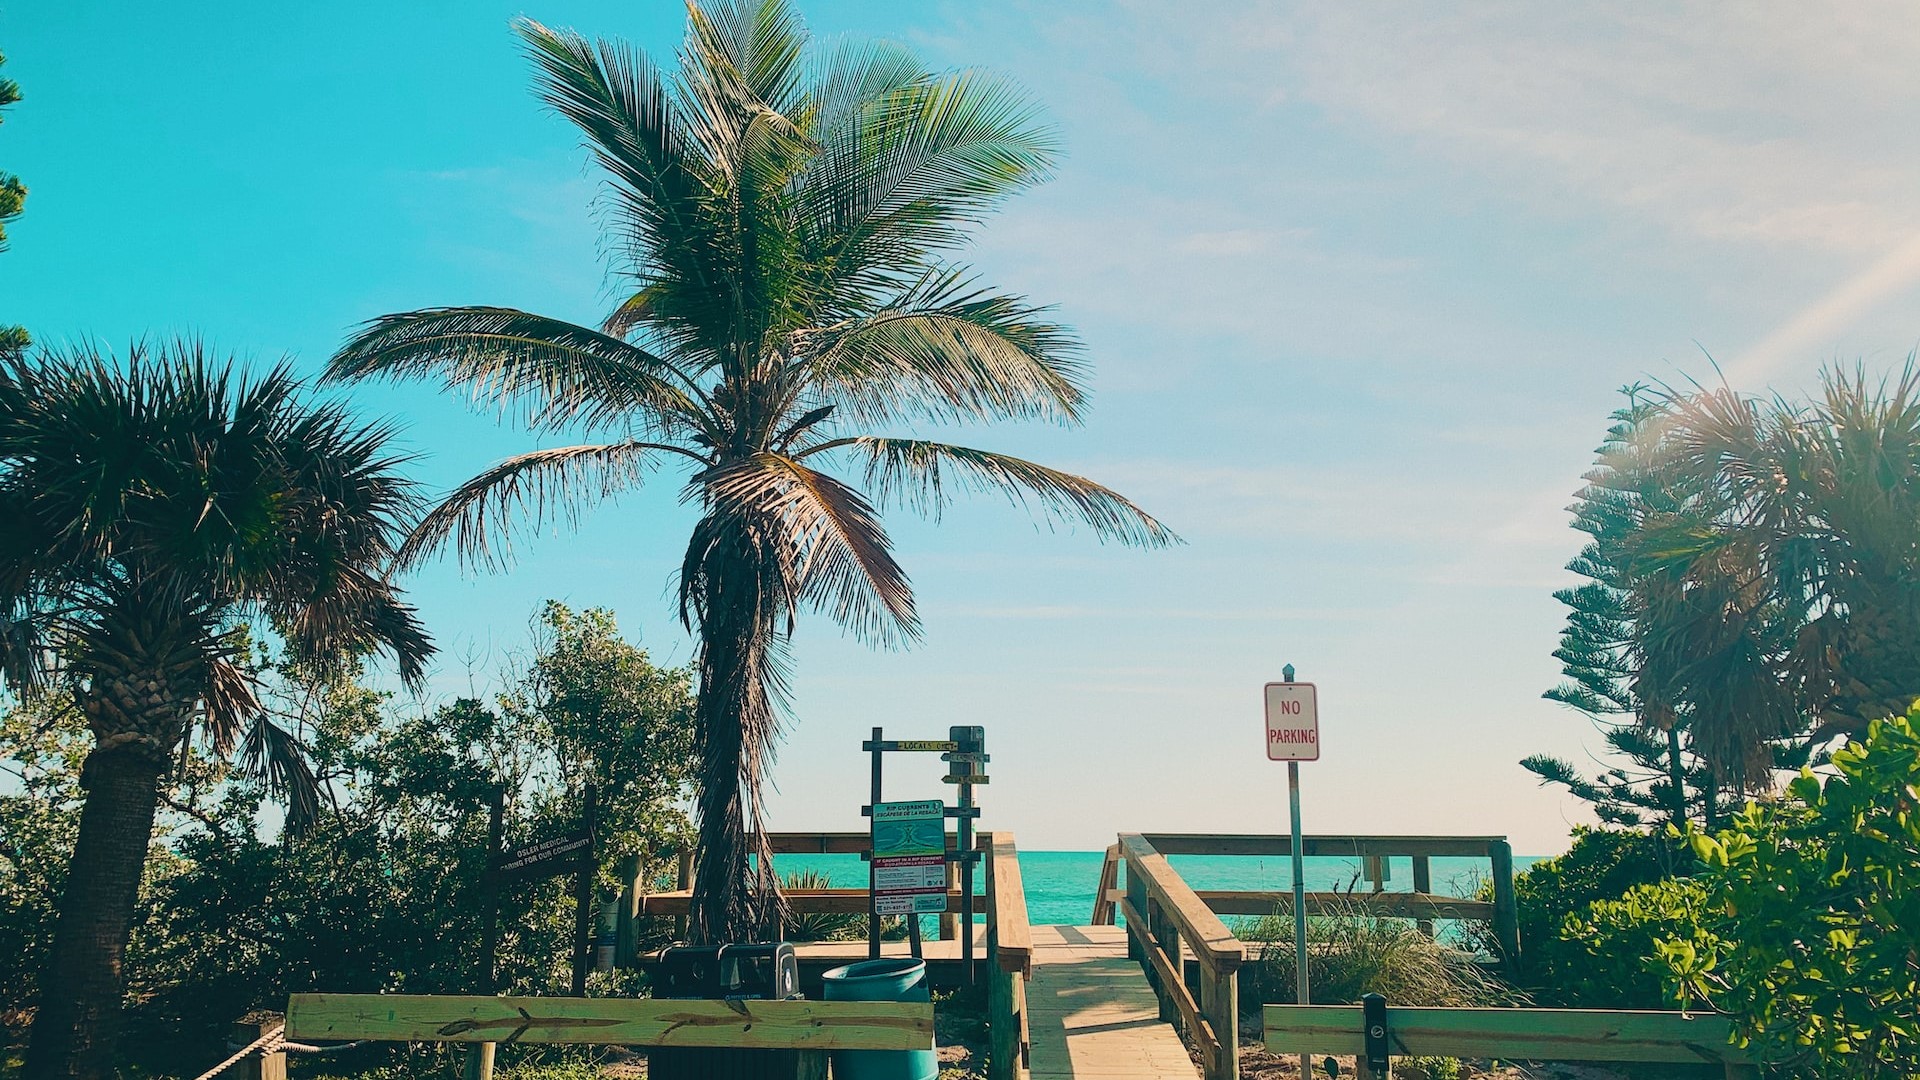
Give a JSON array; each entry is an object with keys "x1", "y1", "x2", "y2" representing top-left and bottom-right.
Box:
[
  {"x1": 1261, "y1": 1005, "x2": 1752, "y2": 1065},
  {"x1": 986, "y1": 832, "x2": 1031, "y2": 975},
  {"x1": 635, "y1": 889, "x2": 970, "y2": 916},
  {"x1": 1142, "y1": 834, "x2": 1504, "y2": 858},
  {"x1": 285, "y1": 995, "x2": 933, "y2": 1051},
  {"x1": 1199, "y1": 890, "x2": 1497, "y2": 920}
]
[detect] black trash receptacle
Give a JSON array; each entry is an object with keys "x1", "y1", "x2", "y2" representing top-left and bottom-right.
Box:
[{"x1": 649, "y1": 942, "x2": 805, "y2": 1080}]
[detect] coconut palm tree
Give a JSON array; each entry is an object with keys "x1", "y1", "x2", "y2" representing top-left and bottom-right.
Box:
[
  {"x1": 328, "y1": 0, "x2": 1173, "y2": 942},
  {"x1": 2, "y1": 343, "x2": 433, "y2": 1080}
]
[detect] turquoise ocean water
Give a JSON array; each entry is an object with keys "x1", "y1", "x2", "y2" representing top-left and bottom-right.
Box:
[{"x1": 774, "y1": 850, "x2": 1544, "y2": 927}]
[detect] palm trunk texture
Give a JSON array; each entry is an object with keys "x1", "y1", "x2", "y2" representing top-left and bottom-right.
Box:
[
  {"x1": 23, "y1": 743, "x2": 166, "y2": 1080},
  {"x1": 686, "y1": 521, "x2": 788, "y2": 945}
]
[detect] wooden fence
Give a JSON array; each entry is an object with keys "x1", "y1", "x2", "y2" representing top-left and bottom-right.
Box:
[
  {"x1": 1116, "y1": 833, "x2": 1245, "y2": 1080},
  {"x1": 1263, "y1": 1003, "x2": 1759, "y2": 1079},
  {"x1": 1094, "y1": 833, "x2": 1520, "y2": 963},
  {"x1": 617, "y1": 830, "x2": 985, "y2": 961},
  {"x1": 283, "y1": 993, "x2": 932, "y2": 1080}
]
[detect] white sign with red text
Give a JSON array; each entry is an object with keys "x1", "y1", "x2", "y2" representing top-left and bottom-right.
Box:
[{"x1": 1264, "y1": 682, "x2": 1320, "y2": 761}]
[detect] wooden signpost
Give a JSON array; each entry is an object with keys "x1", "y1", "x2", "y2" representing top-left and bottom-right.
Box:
[
  {"x1": 862, "y1": 726, "x2": 988, "y2": 982},
  {"x1": 480, "y1": 784, "x2": 601, "y2": 997}
]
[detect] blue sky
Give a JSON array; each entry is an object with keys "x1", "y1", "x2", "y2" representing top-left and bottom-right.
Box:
[{"x1": 7, "y1": 2, "x2": 1920, "y2": 854}]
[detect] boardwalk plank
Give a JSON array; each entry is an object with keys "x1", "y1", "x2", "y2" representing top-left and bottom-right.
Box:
[{"x1": 1025, "y1": 925, "x2": 1198, "y2": 1079}]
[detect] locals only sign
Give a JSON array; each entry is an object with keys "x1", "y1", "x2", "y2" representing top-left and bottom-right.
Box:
[{"x1": 1264, "y1": 681, "x2": 1320, "y2": 761}]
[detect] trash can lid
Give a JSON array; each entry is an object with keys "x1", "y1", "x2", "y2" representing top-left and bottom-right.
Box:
[{"x1": 820, "y1": 958, "x2": 925, "y2": 982}]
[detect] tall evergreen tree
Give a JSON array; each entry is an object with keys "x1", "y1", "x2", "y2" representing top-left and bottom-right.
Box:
[{"x1": 1531, "y1": 388, "x2": 1708, "y2": 825}]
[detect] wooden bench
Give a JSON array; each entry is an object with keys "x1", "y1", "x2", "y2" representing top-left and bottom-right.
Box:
[
  {"x1": 1263, "y1": 1004, "x2": 1759, "y2": 1079},
  {"x1": 285, "y1": 993, "x2": 934, "y2": 1080}
]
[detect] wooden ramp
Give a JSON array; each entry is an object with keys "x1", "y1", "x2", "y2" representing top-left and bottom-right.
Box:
[{"x1": 1025, "y1": 924, "x2": 1198, "y2": 1079}]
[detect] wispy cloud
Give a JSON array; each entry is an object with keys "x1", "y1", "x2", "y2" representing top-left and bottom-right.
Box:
[{"x1": 1731, "y1": 231, "x2": 1920, "y2": 383}]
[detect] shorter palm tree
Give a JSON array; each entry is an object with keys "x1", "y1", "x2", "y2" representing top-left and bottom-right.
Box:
[
  {"x1": 1655, "y1": 365, "x2": 1920, "y2": 778},
  {"x1": 1, "y1": 343, "x2": 434, "y2": 1080}
]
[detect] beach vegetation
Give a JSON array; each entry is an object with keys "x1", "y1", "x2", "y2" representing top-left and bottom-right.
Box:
[
  {"x1": 1238, "y1": 903, "x2": 1515, "y2": 1009},
  {"x1": 1577, "y1": 699, "x2": 1920, "y2": 1079},
  {"x1": 324, "y1": 0, "x2": 1172, "y2": 944},
  {"x1": 0, "y1": 48, "x2": 28, "y2": 357},
  {"x1": 1, "y1": 600, "x2": 694, "y2": 1078}
]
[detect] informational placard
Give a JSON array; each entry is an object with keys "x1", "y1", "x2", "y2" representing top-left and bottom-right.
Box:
[
  {"x1": 1264, "y1": 681, "x2": 1320, "y2": 761},
  {"x1": 491, "y1": 828, "x2": 593, "y2": 879},
  {"x1": 870, "y1": 799, "x2": 948, "y2": 915}
]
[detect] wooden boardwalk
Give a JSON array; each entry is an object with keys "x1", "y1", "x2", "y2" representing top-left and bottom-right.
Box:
[{"x1": 1025, "y1": 924, "x2": 1198, "y2": 1078}]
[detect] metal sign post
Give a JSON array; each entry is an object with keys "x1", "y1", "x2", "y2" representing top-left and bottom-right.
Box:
[{"x1": 1265, "y1": 664, "x2": 1319, "y2": 1080}]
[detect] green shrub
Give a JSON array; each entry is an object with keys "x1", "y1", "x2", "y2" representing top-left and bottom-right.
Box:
[
  {"x1": 1577, "y1": 702, "x2": 1920, "y2": 1078},
  {"x1": 1476, "y1": 825, "x2": 1678, "y2": 1007},
  {"x1": 1662, "y1": 704, "x2": 1919, "y2": 1078}
]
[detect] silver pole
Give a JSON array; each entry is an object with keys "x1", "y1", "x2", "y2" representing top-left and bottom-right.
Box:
[{"x1": 1286, "y1": 665, "x2": 1310, "y2": 1080}]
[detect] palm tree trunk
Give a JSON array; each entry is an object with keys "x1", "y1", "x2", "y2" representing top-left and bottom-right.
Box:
[
  {"x1": 686, "y1": 542, "x2": 787, "y2": 945},
  {"x1": 1665, "y1": 726, "x2": 1688, "y2": 826},
  {"x1": 23, "y1": 739, "x2": 168, "y2": 1080}
]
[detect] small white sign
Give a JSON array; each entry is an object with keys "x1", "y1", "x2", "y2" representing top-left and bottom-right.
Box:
[{"x1": 1264, "y1": 682, "x2": 1320, "y2": 761}]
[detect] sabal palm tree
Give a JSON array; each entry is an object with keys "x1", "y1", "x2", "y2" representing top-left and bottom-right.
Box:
[
  {"x1": 1655, "y1": 365, "x2": 1920, "y2": 776},
  {"x1": 2, "y1": 344, "x2": 433, "y2": 1080},
  {"x1": 328, "y1": 0, "x2": 1172, "y2": 942}
]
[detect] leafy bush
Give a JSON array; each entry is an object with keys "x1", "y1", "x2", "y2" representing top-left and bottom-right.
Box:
[
  {"x1": 1672, "y1": 704, "x2": 1919, "y2": 1077},
  {"x1": 1467, "y1": 825, "x2": 1678, "y2": 1007},
  {"x1": 1239, "y1": 903, "x2": 1514, "y2": 1008},
  {"x1": 0, "y1": 602, "x2": 698, "y2": 1076},
  {"x1": 1575, "y1": 702, "x2": 1920, "y2": 1078}
]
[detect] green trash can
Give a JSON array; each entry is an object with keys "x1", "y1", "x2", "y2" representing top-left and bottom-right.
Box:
[{"x1": 819, "y1": 958, "x2": 937, "y2": 1080}]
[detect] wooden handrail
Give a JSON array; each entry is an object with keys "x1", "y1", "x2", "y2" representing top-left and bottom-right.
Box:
[
  {"x1": 1198, "y1": 890, "x2": 1496, "y2": 920},
  {"x1": 1090, "y1": 843, "x2": 1121, "y2": 925},
  {"x1": 1118, "y1": 897, "x2": 1216, "y2": 1050},
  {"x1": 1142, "y1": 833, "x2": 1504, "y2": 858},
  {"x1": 636, "y1": 888, "x2": 971, "y2": 916},
  {"x1": 984, "y1": 832, "x2": 1031, "y2": 975},
  {"x1": 749, "y1": 831, "x2": 967, "y2": 854},
  {"x1": 1262, "y1": 1005, "x2": 1756, "y2": 1075},
  {"x1": 1118, "y1": 833, "x2": 1242, "y2": 974}
]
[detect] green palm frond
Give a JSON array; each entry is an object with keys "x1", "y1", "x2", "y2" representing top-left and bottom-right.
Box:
[
  {"x1": 804, "y1": 269, "x2": 1086, "y2": 424},
  {"x1": 239, "y1": 713, "x2": 320, "y2": 832},
  {"x1": 843, "y1": 437, "x2": 1176, "y2": 547},
  {"x1": 328, "y1": 307, "x2": 701, "y2": 433},
  {"x1": 799, "y1": 66, "x2": 1057, "y2": 294},
  {"x1": 402, "y1": 441, "x2": 689, "y2": 572}
]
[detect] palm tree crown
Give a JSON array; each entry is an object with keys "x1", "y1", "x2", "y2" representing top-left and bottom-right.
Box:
[{"x1": 328, "y1": 0, "x2": 1172, "y2": 940}]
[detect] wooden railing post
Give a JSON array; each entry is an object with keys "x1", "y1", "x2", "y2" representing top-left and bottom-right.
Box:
[
  {"x1": 1489, "y1": 840, "x2": 1520, "y2": 968},
  {"x1": 1090, "y1": 843, "x2": 1120, "y2": 925},
  {"x1": 1123, "y1": 858, "x2": 1147, "y2": 961},
  {"x1": 1411, "y1": 855, "x2": 1434, "y2": 938},
  {"x1": 1199, "y1": 964, "x2": 1239, "y2": 1080},
  {"x1": 230, "y1": 1014, "x2": 286, "y2": 1080}
]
